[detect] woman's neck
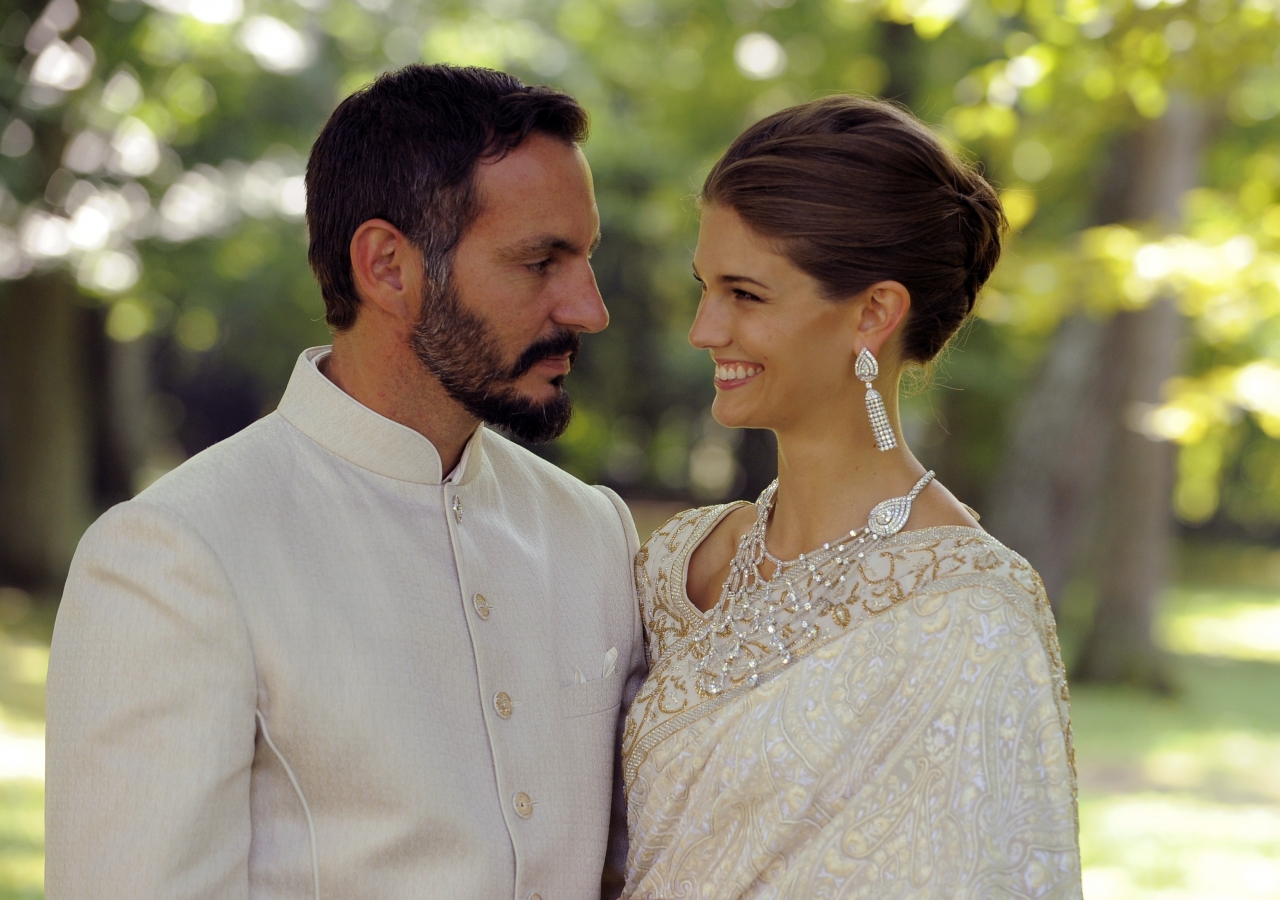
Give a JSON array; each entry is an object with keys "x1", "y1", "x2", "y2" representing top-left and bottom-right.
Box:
[{"x1": 764, "y1": 398, "x2": 929, "y2": 560}]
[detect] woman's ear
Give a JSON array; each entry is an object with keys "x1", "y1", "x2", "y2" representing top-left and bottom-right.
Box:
[
  {"x1": 349, "y1": 219, "x2": 425, "y2": 328},
  {"x1": 853, "y1": 281, "x2": 911, "y2": 358}
]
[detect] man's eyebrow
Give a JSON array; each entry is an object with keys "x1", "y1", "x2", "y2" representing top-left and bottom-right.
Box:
[{"x1": 498, "y1": 234, "x2": 600, "y2": 260}]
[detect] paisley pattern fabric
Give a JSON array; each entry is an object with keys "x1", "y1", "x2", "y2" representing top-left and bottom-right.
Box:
[{"x1": 622, "y1": 505, "x2": 1081, "y2": 900}]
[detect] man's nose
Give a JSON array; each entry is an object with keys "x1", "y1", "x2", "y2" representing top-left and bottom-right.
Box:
[{"x1": 552, "y1": 260, "x2": 609, "y2": 334}]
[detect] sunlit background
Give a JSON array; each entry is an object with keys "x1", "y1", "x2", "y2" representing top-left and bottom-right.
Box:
[{"x1": 3, "y1": 0, "x2": 1280, "y2": 896}]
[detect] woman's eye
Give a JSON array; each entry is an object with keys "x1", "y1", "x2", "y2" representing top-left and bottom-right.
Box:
[{"x1": 733, "y1": 289, "x2": 762, "y2": 302}]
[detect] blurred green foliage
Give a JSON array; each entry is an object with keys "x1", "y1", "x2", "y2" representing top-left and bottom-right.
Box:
[{"x1": 0, "y1": 0, "x2": 1278, "y2": 525}]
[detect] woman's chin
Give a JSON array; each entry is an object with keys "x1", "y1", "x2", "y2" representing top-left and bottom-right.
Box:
[{"x1": 710, "y1": 396, "x2": 768, "y2": 430}]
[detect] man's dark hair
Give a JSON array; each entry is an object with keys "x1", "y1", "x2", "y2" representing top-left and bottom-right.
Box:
[{"x1": 305, "y1": 64, "x2": 590, "y2": 330}]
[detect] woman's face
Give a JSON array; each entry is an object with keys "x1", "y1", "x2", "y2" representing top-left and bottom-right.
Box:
[{"x1": 689, "y1": 204, "x2": 866, "y2": 432}]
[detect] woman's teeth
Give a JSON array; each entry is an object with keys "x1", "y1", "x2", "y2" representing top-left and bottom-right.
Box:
[{"x1": 715, "y1": 363, "x2": 762, "y2": 381}]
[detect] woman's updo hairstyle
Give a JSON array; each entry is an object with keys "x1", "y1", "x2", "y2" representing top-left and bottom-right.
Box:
[{"x1": 701, "y1": 95, "x2": 1007, "y2": 363}]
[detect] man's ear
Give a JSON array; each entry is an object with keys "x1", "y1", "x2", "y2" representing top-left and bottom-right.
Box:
[
  {"x1": 852, "y1": 280, "x2": 911, "y2": 359},
  {"x1": 349, "y1": 219, "x2": 424, "y2": 328}
]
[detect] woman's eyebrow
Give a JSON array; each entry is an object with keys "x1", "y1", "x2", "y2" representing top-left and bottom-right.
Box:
[
  {"x1": 720, "y1": 274, "x2": 770, "y2": 289},
  {"x1": 691, "y1": 264, "x2": 769, "y2": 290}
]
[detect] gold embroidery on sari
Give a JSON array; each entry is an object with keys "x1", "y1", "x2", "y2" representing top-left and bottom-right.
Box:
[{"x1": 622, "y1": 507, "x2": 1082, "y2": 899}]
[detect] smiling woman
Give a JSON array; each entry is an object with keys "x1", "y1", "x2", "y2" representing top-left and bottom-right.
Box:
[
  {"x1": 621, "y1": 96, "x2": 1080, "y2": 900},
  {"x1": 700, "y1": 96, "x2": 1005, "y2": 367}
]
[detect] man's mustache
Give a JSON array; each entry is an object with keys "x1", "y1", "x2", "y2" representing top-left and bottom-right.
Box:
[{"x1": 508, "y1": 329, "x2": 581, "y2": 380}]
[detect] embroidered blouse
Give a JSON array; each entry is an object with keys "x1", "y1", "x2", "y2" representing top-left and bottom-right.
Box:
[{"x1": 622, "y1": 503, "x2": 1082, "y2": 900}]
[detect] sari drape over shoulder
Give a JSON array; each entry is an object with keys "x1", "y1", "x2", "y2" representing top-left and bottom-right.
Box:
[{"x1": 622, "y1": 504, "x2": 1082, "y2": 900}]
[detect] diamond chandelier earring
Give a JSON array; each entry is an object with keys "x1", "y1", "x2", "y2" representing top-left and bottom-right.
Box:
[{"x1": 856, "y1": 348, "x2": 897, "y2": 451}]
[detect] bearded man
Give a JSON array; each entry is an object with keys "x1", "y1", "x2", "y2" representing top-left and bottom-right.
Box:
[{"x1": 46, "y1": 65, "x2": 644, "y2": 900}]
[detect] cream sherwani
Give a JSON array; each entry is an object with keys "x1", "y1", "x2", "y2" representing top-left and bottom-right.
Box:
[{"x1": 46, "y1": 347, "x2": 646, "y2": 900}]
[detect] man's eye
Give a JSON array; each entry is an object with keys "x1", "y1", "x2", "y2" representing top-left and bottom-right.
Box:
[{"x1": 528, "y1": 258, "x2": 552, "y2": 273}]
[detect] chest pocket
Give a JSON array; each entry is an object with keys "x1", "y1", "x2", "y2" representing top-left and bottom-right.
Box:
[{"x1": 560, "y1": 669, "x2": 623, "y2": 718}]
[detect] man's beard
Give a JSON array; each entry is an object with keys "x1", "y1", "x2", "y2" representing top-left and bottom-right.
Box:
[{"x1": 410, "y1": 280, "x2": 579, "y2": 444}]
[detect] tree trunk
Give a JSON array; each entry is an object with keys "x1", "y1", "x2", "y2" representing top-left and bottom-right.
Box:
[
  {"x1": 1072, "y1": 97, "x2": 1205, "y2": 688},
  {"x1": 103, "y1": 333, "x2": 153, "y2": 501},
  {"x1": 1072, "y1": 299, "x2": 1182, "y2": 688},
  {"x1": 988, "y1": 97, "x2": 1205, "y2": 688},
  {"x1": 983, "y1": 314, "x2": 1115, "y2": 614},
  {"x1": 0, "y1": 275, "x2": 95, "y2": 592}
]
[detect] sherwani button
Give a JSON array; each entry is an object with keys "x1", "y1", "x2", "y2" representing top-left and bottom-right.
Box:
[
  {"x1": 473, "y1": 593, "x2": 491, "y2": 620},
  {"x1": 513, "y1": 791, "x2": 533, "y2": 818},
  {"x1": 529, "y1": 894, "x2": 543, "y2": 900},
  {"x1": 494, "y1": 691, "x2": 513, "y2": 718}
]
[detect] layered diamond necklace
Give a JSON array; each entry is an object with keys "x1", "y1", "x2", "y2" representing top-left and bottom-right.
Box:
[{"x1": 692, "y1": 470, "x2": 936, "y2": 698}]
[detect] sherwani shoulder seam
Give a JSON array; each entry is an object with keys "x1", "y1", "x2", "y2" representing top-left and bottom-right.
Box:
[{"x1": 119, "y1": 497, "x2": 260, "y2": 689}]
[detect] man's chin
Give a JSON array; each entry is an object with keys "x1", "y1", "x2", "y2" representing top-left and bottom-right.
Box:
[{"x1": 470, "y1": 388, "x2": 573, "y2": 444}]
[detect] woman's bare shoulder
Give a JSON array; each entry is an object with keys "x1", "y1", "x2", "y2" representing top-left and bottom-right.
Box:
[
  {"x1": 685, "y1": 504, "x2": 756, "y2": 613},
  {"x1": 908, "y1": 479, "x2": 982, "y2": 530}
]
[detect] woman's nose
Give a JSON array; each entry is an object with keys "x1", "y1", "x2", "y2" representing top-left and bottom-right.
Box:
[{"x1": 688, "y1": 294, "x2": 729, "y2": 349}]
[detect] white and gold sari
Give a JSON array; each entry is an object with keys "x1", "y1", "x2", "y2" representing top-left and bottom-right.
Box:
[{"x1": 622, "y1": 504, "x2": 1082, "y2": 900}]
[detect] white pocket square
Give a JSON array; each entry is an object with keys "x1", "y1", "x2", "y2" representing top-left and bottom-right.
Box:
[{"x1": 574, "y1": 646, "x2": 619, "y2": 684}]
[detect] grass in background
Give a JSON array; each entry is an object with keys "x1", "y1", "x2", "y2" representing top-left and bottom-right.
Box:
[
  {"x1": 1070, "y1": 543, "x2": 1280, "y2": 900},
  {"x1": 0, "y1": 782, "x2": 41, "y2": 900},
  {"x1": 1074, "y1": 652, "x2": 1280, "y2": 899},
  {"x1": 2, "y1": 541, "x2": 1279, "y2": 899},
  {"x1": 0, "y1": 592, "x2": 50, "y2": 900}
]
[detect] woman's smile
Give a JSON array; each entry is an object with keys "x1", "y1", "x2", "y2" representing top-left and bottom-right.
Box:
[{"x1": 713, "y1": 359, "x2": 763, "y2": 389}]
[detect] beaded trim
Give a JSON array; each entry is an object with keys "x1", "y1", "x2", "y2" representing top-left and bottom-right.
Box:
[
  {"x1": 691, "y1": 474, "x2": 933, "y2": 698},
  {"x1": 622, "y1": 515, "x2": 1076, "y2": 801}
]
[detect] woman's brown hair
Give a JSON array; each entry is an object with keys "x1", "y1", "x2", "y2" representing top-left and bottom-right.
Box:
[{"x1": 701, "y1": 96, "x2": 1007, "y2": 363}]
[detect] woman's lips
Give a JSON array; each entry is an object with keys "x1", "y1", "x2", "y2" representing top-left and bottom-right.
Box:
[{"x1": 714, "y1": 361, "x2": 762, "y2": 389}]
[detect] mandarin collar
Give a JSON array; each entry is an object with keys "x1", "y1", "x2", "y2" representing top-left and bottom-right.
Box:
[{"x1": 276, "y1": 346, "x2": 484, "y2": 486}]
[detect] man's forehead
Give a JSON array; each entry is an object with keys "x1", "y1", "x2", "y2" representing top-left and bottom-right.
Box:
[
  {"x1": 463, "y1": 135, "x2": 598, "y2": 256},
  {"x1": 472, "y1": 142, "x2": 590, "y2": 212},
  {"x1": 475, "y1": 134, "x2": 590, "y2": 188}
]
